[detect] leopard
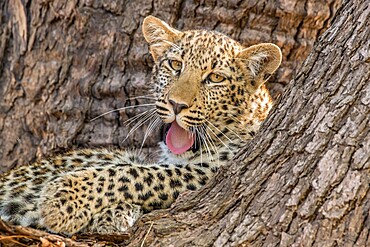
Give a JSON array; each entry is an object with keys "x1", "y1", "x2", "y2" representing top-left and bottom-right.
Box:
[{"x1": 0, "y1": 15, "x2": 281, "y2": 236}]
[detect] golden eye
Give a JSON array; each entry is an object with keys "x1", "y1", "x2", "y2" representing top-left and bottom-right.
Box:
[
  {"x1": 169, "y1": 60, "x2": 182, "y2": 71},
  {"x1": 207, "y1": 73, "x2": 225, "y2": 83}
]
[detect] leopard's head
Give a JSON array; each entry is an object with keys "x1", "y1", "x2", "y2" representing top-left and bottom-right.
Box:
[{"x1": 142, "y1": 16, "x2": 281, "y2": 156}]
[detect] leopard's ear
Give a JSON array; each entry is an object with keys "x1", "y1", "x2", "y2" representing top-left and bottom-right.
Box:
[
  {"x1": 142, "y1": 16, "x2": 182, "y2": 61},
  {"x1": 236, "y1": 43, "x2": 282, "y2": 92}
]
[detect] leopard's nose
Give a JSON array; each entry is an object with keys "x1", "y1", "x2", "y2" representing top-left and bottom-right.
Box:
[{"x1": 169, "y1": 99, "x2": 189, "y2": 115}]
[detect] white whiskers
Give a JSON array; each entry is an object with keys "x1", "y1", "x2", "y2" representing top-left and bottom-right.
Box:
[
  {"x1": 127, "y1": 93, "x2": 157, "y2": 101},
  {"x1": 121, "y1": 108, "x2": 157, "y2": 144},
  {"x1": 139, "y1": 117, "x2": 162, "y2": 154},
  {"x1": 200, "y1": 125, "x2": 220, "y2": 165},
  {"x1": 90, "y1": 103, "x2": 156, "y2": 122},
  {"x1": 123, "y1": 108, "x2": 156, "y2": 127},
  {"x1": 203, "y1": 122, "x2": 232, "y2": 153},
  {"x1": 204, "y1": 119, "x2": 233, "y2": 143}
]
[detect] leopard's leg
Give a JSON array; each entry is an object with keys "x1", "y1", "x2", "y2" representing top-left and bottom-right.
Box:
[
  {"x1": 85, "y1": 201, "x2": 143, "y2": 234},
  {"x1": 39, "y1": 168, "x2": 123, "y2": 235}
]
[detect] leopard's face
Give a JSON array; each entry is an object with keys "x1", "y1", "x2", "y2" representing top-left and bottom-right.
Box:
[
  {"x1": 154, "y1": 31, "x2": 246, "y2": 131},
  {"x1": 143, "y1": 16, "x2": 281, "y2": 156}
]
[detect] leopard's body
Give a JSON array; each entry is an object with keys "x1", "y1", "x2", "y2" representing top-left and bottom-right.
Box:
[{"x1": 0, "y1": 16, "x2": 281, "y2": 235}]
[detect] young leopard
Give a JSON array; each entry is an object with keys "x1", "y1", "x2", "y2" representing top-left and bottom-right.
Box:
[{"x1": 0, "y1": 16, "x2": 281, "y2": 235}]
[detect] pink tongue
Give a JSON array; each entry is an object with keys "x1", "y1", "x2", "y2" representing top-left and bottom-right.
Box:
[{"x1": 166, "y1": 121, "x2": 195, "y2": 155}]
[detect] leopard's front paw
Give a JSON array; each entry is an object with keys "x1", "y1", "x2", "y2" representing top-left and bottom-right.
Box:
[{"x1": 87, "y1": 201, "x2": 143, "y2": 234}]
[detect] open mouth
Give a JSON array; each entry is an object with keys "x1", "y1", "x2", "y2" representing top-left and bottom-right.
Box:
[{"x1": 162, "y1": 121, "x2": 197, "y2": 155}]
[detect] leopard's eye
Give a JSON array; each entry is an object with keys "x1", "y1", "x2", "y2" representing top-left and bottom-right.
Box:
[
  {"x1": 169, "y1": 60, "x2": 182, "y2": 71},
  {"x1": 207, "y1": 73, "x2": 225, "y2": 83}
]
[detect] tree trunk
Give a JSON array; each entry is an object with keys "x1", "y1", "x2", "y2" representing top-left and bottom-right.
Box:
[
  {"x1": 124, "y1": 0, "x2": 370, "y2": 246},
  {"x1": 0, "y1": 0, "x2": 340, "y2": 172}
]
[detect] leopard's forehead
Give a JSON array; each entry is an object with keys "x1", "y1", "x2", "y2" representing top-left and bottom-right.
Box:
[{"x1": 171, "y1": 30, "x2": 242, "y2": 65}]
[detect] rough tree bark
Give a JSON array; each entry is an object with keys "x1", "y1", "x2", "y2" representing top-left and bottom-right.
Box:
[
  {"x1": 124, "y1": 0, "x2": 370, "y2": 246},
  {"x1": 2, "y1": 0, "x2": 361, "y2": 247},
  {"x1": 0, "y1": 0, "x2": 340, "y2": 172}
]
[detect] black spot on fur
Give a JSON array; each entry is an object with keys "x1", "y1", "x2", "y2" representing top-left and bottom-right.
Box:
[
  {"x1": 165, "y1": 169, "x2": 173, "y2": 177},
  {"x1": 198, "y1": 176, "x2": 209, "y2": 186},
  {"x1": 2, "y1": 202, "x2": 22, "y2": 215},
  {"x1": 148, "y1": 201, "x2": 162, "y2": 210},
  {"x1": 119, "y1": 176, "x2": 130, "y2": 183},
  {"x1": 186, "y1": 184, "x2": 197, "y2": 190},
  {"x1": 24, "y1": 193, "x2": 36, "y2": 202},
  {"x1": 95, "y1": 198, "x2": 102, "y2": 208},
  {"x1": 108, "y1": 169, "x2": 116, "y2": 176},
  {"x1": 135, "y1": 183, "x2": 144, "y2": 191},
  {"x1": 170, "y1": 179, "x2": 182, "y2": 188},
  {"x1": 195, "y1": 163, "x2": 209, "y2": 168},
  {"x1": 172, "y1": 190, "x2": 180, "y2": 200},
  {"x1": 211, "y1": 61, "x2": 218, "y2": 69},
  {"x1": 72, "y1": 158, "x2": 83, "y2": 163},
  {"x1": 105, "y1": 192, "x2": 115, "y2": 197},
  {"x1": 128, "y1": 168, "x2": 139, "y2": 178},
  {"x1": 117, "y1": 163, "x2": 130, "y2": 167},
  {"x1": 183, "y1": 173, "x2": 194, "y2": 182},
  {"x1": 153, "y1": 184, "x2": 165, "y2": 191},
  {"x1": 194, "y1": 168, "x2": 206, "y2": 175},
  {"x1": 138, "y1": 191, "x2": 154, "y2": 201},
  {"x1": 124, "y1": 192, "x2": 133, "y2": 200},
  {"x1": 144, "y1": 175, "x2": 154, "y2": 186},
  {"x1": 157, "y1": 172, "x2": 165, "y2": 181},
  {"x1": 118, "y1": 185, "x2": 129, "y2": 191},
  {"x1": 158, "y1": 193, "x2": 168, "y2": 201},
  {"x1": 175, "y1": 168, "x2": 182, "y2": 176},
  {"x1": 225, "y1": 119, "x2": 234, "y2": 124}
]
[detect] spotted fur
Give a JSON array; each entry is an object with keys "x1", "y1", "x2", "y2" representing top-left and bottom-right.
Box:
[{"x1": 0, "y1": 16, "x2": 281, "y2": 235}]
